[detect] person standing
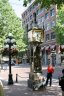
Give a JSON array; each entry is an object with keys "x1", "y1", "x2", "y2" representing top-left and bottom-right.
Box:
[
  {"x1": 45, "y1": 64, "x2": 54, "y2": 86},
  {"x1": 59, "y1": 69, "x2": 64, "y2": 96}
]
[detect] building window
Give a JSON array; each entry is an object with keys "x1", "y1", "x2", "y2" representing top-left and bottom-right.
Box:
[
  {"x1": 30, "y1": 21, "x2": 33, "y2": 28},
  {"x1": 28, "y1": 9, "x2": 29, "y2": 13},
  {"x1": 22, "y1": 14, "x2": 24, "y2": 18},
  {"x1": 38, "y1": 18, "x2": 42, "y2": 25},
  {"x1": 25, "y1": 11, "x2": 27, "y2": 16},
  {"x1": 42, "y1": 16, "x2": 44, "y2": 22},
  {"x1": 45, "y1": 23, "x2": 50, "y2": 31},
  {"x1": 38, "y1": 17, "x2": 44, "y2": 25},
  {"x1": 26, "y1": 19, "x2": 27, "y2": 23},
  {"x1": 45, "y1": 12, "x2": 49, "y2": 19},
  {"x1": 24, "y1": 21, "x2": 25, "y2": 24},
  {"x1": 51, "y1": 32, "x2": 56, "y2": 39},
  {"x1": 50, "y1": 8, "x2": 55, "y2": 16},
  {"x1": 24, "y1": 13, "x2": 25, "y2": 17},
  {"x1": 37, "y1": 19, "x2": 40, "y2": 25},
  {"x1": 36, "y1": 9, "x2": 39, "y2": 15},
  {"x1": 26, "y1": 24, "x2": 28, "y2": 31},
  {"x1": 46, "y1": 34, "x2": 50, "y2": 41},
  {"x1": 28, "y1": 17, "x2": 29, "y2": 21},
  {"x1": 30, "y1": 15, "x2": 32, "y2": 20},
  {"x1": 35, "y1": 3, "x2": 38, "y2": 7},
  {"x1": 32, "y1": 4, "x2": 35, "y2": 9},
  {"x1": 40, "y1": 17, "x2": 42, "y2": 23},
  {"x1": 37, "y1": 9, "x2": 41, "y2": 15},
  {"x1": 41, "y1": 8, "x2": 45, "y2": 13},
  {"x1": 51, "y1": 21, "x2": 55, "y2": 28},
  {"x1": 29, "y1": 6, "x2": 32, "y2": 12}
]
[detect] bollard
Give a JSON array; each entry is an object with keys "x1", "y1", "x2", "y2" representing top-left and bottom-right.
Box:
[{"x1": 16, "y1": 74, "x2": 18, "y2": 83}]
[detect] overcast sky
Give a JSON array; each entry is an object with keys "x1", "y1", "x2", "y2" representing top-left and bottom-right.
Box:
[{"x1": 9, "y1": 0, "x2": 27, "y2": 18}]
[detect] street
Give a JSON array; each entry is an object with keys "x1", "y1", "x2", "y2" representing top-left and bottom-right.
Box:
[{"x1": 0, "y1": 63, "x2": 64, "y2": 96}]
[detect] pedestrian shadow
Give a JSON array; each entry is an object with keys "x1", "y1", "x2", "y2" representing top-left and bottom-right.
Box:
[
  {"x1": 2, "y1": 79, "x2": 62, "y2": 96},
  {"x1": 2, "y1": 80, "x2": 31, "y2": 96}
]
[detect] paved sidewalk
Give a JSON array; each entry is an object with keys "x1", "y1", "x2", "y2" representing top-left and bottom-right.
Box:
[
  {"x1": 0, "y1": 64, "x2": 62, "y2": 96},
  {"x1": 2, "y1": 78, "x2": 62, "y2": 96}
]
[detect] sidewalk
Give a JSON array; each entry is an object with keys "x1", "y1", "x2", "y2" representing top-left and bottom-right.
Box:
[
  {"x1": 2, "y1": 79, "x2": 61, "y2": 96},
  {"x1": 0, "y1": 64, "x2": 62, "y2": 96}
]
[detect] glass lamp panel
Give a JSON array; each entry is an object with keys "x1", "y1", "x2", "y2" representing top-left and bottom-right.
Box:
[
  {"x1": 7, "y1": 38, "x2": 10, "y2": 43},
  {"x1": 8, "y1": 33, "x2": 13, "y2": 37},
  {"x1": 11, "y1": 45, "x2": 16, "y2": 49},
  {"x1": 13, "y1": 44, "x2": 16, "y2": 49},
  {"x1": 11, "y1": 39, "x2": 15, "y2": 43},
  {"x1": 32, "y1": 31, "x2": 41, "y2": 42},
  {"x1": 11, "y1": 46, "x2": 14, "y2": 49},
  {"x1": 5, "y1": 39, "x2": 7, "y2": 43},
  {"x1": 4, "y1": 44, "x2": 9, "y2": 48},
  {"x1": 5, "y1": 38, "x2": 10, "y2": 43}
]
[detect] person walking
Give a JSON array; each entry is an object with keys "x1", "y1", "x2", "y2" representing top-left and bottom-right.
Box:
[
  {"x1": 45, "y1": 64, "x2": 54, "y2": 86},
  {"x1": 59, "y1": 69, "x2": 64, "y2": 96}
]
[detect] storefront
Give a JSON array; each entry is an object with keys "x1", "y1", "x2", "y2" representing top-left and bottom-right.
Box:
[
  {"x1": 41, "y1": 45, "x2": 56, "y2": 66},
  {"x1": 41, "y1": 46, "x2": 51, "y2": 65}
]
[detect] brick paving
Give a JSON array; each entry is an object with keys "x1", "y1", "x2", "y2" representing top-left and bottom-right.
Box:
[{"x1": 0, "y1": 64, "x2": 62, "y2": 96}]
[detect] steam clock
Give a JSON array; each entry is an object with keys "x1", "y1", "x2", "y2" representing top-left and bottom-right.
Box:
[{"x1": 27, "y1": 27, "x2": 45, "y2": 90}]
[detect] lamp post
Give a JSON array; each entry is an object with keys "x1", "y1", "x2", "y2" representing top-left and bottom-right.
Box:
[
  {"x1": 4, "y1": 33, "x2": 16, "y2": 85},
  {"x1": 51, "y1": 50, "x2": 56, "y2": 66}
]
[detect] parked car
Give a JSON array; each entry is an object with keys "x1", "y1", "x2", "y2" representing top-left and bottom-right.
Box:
[
  {"x1": 3, "y1": 60, "x2": 15, "y2": 66},
  {"x1": 11, "y1": 60, "x2": 15, "y2": 65}
]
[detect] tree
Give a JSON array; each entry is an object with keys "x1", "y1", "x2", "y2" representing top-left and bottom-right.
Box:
[
  {"x1": 54, "y1": 4, "x2": 64, "y2": 45},
  {"x1": 23, "y1": 0, "x2": 64, "y2": 8},
  {"x1": 0, "y1": 0, "x2": 26, "y2": 51}
]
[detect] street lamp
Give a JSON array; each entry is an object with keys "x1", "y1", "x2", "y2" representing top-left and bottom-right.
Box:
[
  {"x1": 51, "y1": 49, "x2": 56, "y2": 66},
  {"x1": 4, "y1": 33, "x2": 16, "y2": 85}
]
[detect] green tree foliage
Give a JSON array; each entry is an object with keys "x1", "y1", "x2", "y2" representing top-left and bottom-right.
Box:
[
  {"x1": 0, "y1": 0, "x2": 26, "y2": 51},
  {"x1": 54, "y1": 4, "x2": 64, "y2": 45},
  {"x1": 23, "y1": 0, "x2": 64, "y2": 8}
]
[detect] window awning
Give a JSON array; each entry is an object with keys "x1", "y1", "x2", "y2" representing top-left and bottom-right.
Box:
[
  {"x1": 45, "y1": 46, "x2": 49, "y2": 50},
  {"x1": 61, "y1": 45, "x2": 64, "y2": 49},
  {"x1": 41, "y1": 47, "x2": 45, "y2": 50},
  {"x1": 50, "y1": 45, "x2": 56, "y2": 49}
]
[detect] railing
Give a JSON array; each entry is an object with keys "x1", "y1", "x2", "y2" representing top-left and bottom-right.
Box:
[
  {"x1": 16, "y1": 74, "x2": 28, "y2": 83},
  {"x1": 16, "y1": 74, "x2": 22, "y2": 83}
]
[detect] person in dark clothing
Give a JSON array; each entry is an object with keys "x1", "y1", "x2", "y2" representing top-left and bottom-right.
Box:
[
  {"x1": 59, "y1": 69, "x2": 64, "y2": 96},
  {"x1": 45, "y1": 64, "x2": 54, "y2": 86}
]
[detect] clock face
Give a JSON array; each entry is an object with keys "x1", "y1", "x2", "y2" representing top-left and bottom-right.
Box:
[
  {"x1": 33, "y1": 31, "x2": 41, "y2": 41},
  {"x1": 28, "y1": 28, "x2": 44, "y2": 42}
]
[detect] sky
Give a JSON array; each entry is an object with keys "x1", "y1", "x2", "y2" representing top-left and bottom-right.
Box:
[{"x1": 9, "y1": 0, "x2": 27, "y2": 18}]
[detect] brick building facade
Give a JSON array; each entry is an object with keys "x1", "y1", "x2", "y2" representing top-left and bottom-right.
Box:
[{"x1": 22, "y1": 1, "x2": 63, "y2": 65}]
